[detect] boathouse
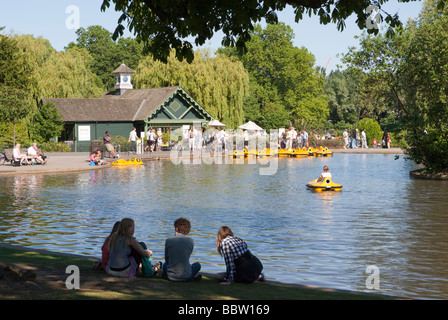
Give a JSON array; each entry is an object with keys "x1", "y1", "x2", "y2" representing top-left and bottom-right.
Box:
[{"x1": 46, "y1": 64, "x2": 213, "y2": 152}]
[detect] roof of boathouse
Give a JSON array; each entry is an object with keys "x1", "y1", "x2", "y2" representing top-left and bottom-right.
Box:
[{"x1": 45, "y1": 86, "x2": 212, "y2": 123}]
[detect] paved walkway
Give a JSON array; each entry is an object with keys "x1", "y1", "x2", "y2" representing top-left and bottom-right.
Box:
[{"x1": 0, "y1": 148, "x2": 404, "y2": 176}]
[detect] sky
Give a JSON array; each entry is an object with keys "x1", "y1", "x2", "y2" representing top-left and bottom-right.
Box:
[{"x1": 0, "y1": 0, "x2": 424, "y2": 72}]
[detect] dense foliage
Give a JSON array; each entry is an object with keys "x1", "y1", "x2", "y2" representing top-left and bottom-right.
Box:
[
  {"x1": 134, "y1": 49, "x2": 249, "y2": 128},
  {"x1": 398, "y1": 0, "x2": 448, "y2": 172},
  {"x1": 100, "y1": 0, "x2": 414, "y2": 63},
  {"x1": 219, "y1": 23, "x2": 328, "y2": 129},
  {"x1": 1, "y1": 0, "x2": 447, "y2": 172},
  {"x1": 67, "y1": 26, "x2": 144, "y2": 91},
  {"x1": 340, "y1": 0, "x2": 448, "y2": 172}
]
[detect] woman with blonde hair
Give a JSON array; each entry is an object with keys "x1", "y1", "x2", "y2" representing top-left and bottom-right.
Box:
[
  {"x1": 215, "y1": 226, "x2": 264, "y2": 284},
  {"x1": 13, "y1": 143, "x2": 29, "y2": 166},
  {"x1": 106, "y1": 218, "x2": 154, "y2": 278}
]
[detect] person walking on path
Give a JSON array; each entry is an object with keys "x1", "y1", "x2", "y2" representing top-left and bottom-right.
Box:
[
  {"x1": 129, "y1": 127, "x2": 138, "y2": 152},
  {"x1": 343, "y1": 130, "x2": 349, "y2": 149},
  {"x1": 361, "y1": 129, "x2": 368, "y2": 149}
]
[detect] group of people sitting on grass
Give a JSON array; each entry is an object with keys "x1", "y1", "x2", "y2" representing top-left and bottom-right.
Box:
[
  {"x1": 13, "y1": 143, "x2": 47, "y2": 166},
  {"x1": 100, "y1": 217, "x2": 265, "y2": 284}
]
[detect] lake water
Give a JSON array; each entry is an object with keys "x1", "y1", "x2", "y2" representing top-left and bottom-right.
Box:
[{"x1": 1, "y1": 153, "x2": 448, "y2": 299}]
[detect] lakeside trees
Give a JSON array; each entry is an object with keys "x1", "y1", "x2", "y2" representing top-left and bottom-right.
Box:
[
  {"x1": 219, "y1": 23, "x2": 328, "y2": 129},
  {"x1": 1, "y1": 0, "x2": 447, "y2": 173},
  {"x1": 340, "y1": 0, "x2": 448, "y2": 172}
]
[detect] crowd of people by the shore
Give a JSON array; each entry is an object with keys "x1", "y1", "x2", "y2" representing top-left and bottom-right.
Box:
[
  {"x1": 99, "y1": 125, "x2": 393, "y2": 159},
  {"x1": 99, "y1": 217, "x2": 264, "y2": 285},
  {"x1": 341, "y1": 128, "x2": 391, "y2": 150},
  {"x1": 118, "y1": 126, "x2": 309, "y2": 153}
]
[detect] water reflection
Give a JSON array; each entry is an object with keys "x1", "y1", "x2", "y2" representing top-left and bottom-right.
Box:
[{"x1": 2, "y1": 154, "x2": 448, "y2": 299}]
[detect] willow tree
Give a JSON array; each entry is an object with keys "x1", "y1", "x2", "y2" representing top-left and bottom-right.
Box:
[
  {"x1": 36, "y1": 47, "x2": 105, "y2": 98},
  {"x1": 14, "y1": 35, "x2": 104, "y2": 99},
  {"x1": 134, "y1": 49, "x2": 249, "y2": 128}
]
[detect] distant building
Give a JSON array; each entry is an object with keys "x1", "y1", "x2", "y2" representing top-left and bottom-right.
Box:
[{"x1": 45, "y1": 64, "x2": 213, "y2": 152}]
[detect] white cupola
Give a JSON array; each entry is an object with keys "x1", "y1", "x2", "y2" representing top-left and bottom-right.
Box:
[{"x1": 112, "y1": 63, "x2": 135, "y2": 95}]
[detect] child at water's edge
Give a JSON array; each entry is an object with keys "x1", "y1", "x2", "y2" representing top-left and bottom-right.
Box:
[{"x1": 317, "y1": 166, "x2": 332, "y2": 182}]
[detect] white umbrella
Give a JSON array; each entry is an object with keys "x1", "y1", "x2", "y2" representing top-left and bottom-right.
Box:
[
  {"x1": 208, "y1": 119, "x2": 227, "y2": 127},
  {"x1": 238, "y1": 121, "x2": 263, "y2": 131}
]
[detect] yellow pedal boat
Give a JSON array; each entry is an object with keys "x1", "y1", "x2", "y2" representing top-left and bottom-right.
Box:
[
  {"x1": 314, "y1": 146, "x2": 333, "y2": 157},
  {"x1": 277, "y1": 148, "x2": 292, "y2": 157},
  {"x1": 257, "y1": 148, "x2": 275, "y2": 157},
  {"x1": 232, "y1": 150, "x2": 246, "y2": 158},
  {"x1": 306, "y1": 177, "x2": 342, "y2": 192},
  {"x1": 111, "y1": 157, "x2": 143, "y2": 166},
  {"x1": 245, "y1": 148, "x2": 258, "y2": 156},
  {"x1": 291, "y1": 147, "x2": 309, "y2": 157}
]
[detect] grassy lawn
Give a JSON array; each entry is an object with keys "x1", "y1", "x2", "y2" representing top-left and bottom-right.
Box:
[{"x1": 0, "y1": 245, "x2": 392, "y2": 301}]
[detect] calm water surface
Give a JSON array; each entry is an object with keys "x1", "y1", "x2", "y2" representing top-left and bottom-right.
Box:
[{"x1": 1, "y1": 154, "x2": 448, "y2": 299}]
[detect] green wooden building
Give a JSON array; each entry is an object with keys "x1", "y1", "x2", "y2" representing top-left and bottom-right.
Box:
[{"x1": 46, "y1": 64, "x2": 213, "y2": 152}]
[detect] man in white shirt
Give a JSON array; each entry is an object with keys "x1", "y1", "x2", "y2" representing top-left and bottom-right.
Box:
[
  {"x1": 27, "y1": 143, "x2": 45, "y2": 164},
  {"x1": 343, "y1": 130, "x2": 349, "y2": 149},
  {"x1": 129, "y1": 127, "x2": 138, "y2": 152},
  {"x1": 361, "y1": 129, "x2": 368, "y2": 149},
  {"x1": 286, "y1": 127, "x2": 293, "y2": 149},
  {"x1": 189, "y1": 127, "x2": 196, "y2": 151}
]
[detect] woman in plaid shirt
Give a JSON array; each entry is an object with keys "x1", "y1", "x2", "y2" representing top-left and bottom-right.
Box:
[{"x1": 215, "y1": 226, "x2": 264, "y2": 284}]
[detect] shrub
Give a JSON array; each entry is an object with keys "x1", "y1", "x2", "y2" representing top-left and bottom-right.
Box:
[
  {"x1": 40, "y1": 141, "x2": 71, "y2": 152},
  {"x1": 357, "y1": 118, "x2": 382, "y2": 147}
]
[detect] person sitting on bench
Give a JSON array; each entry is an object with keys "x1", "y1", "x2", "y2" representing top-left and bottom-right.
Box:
[
  {"x1": 13, "y1": 143, "x2": 29, "y2": 166},
  {"x1": 27, "y1": 143, "x2": 46, "y2": 164}
]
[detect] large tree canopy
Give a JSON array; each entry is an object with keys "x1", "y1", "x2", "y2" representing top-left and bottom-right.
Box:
[
  {"x1": 134, "y1": 49, "x2": 249, "y2": 128},
  {"x1": 67, "y1": 25, "x2": 144, "y2": 91},
  {"x1": 220, "y1": 23, "x2": 327, "y2": 129},
  {"x1": 100, "y1": 0, "x2": 421, "y2": 63}
]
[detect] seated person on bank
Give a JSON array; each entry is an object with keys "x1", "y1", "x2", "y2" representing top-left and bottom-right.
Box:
[
  {"x1": 90, "y1": 150, "x2": 105, "y2": 165},
  {"x1": 13, "y1": 143, "x2": 30, "y2": 165},
  {"x1": 27, "y1": 143, "x2": 46, "y2": 164},
  {"x1": 317, "y1": 165, "x2": 331, "y2": 182},
  {"x1": 162, "y1": 217, "x2": 201, "y2": 281}
]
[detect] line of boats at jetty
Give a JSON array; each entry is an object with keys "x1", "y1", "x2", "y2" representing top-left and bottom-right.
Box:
[
  {"x1": 110, "y1": 146, "x2": 333, "y2": 166},
  {"x1": 232, "y1": 146, "x2": 333, "y2": 158}
]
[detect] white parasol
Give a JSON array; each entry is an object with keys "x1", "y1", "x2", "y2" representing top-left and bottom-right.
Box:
[
  {"x1": 208, "y1": 119, "x2": 227, "y2": 127},
  {"x1": 238, "y1": 121, "x2": 263, "y2": 131}
]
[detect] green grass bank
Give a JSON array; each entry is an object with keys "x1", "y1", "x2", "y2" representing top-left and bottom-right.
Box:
[{"x1": 0, "y1": 244, "x2": 397, "y2": 300}]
